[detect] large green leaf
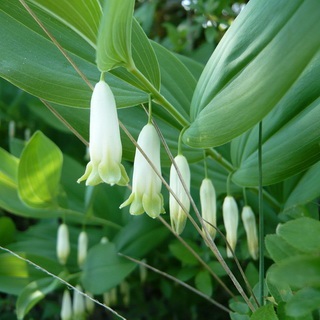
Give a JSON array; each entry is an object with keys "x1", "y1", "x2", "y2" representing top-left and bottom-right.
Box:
[
  {"x1": 283, "y1": 162, "x2": 320, "y2": 210},
  {"x1": 0, "y1": 0, "x2": 147, "y2": 108},
  {"x1": 18, "y1": 131, "x2": 63, "y2": 208},
  {"x1": 183, "y1": 0, "x2": 320, "y2": 148},
  {"x1": 28, "y1": 0, "x2": 101, "y2": 47},
  {"x1": 81, "y1": 242, "x2": 135, "y2": 294}
]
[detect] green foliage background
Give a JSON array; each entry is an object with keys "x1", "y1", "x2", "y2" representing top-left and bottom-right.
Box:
[{"x1": 0, "y1": 0, "x2": 319, "y2": 319}]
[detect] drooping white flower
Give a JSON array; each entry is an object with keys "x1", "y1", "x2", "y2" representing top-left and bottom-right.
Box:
[
  {"x1": 169, "y1": 155, "x2": 190, "y2": 235},
  {"x1": 77, "y1": 80, "x2": 129, "y2": 186},
  {"x1": 241, "y1": 206, "x2": 258, "y2": 260},
  {"x1": 120, "y1": 123, "x2": 164, "y2": 218},
  {"x1": 61, "y1": 290, "x2": 72, "y2": 320},
  {"x1": 73, "y1": 285, "x2": 85, "y2": 318},
  {"x1": 77, "y1": 231, "x2": 88, "y2": 268},
  {"x1": 222, "y1": 196, "x2": 239, "y2": 258},
  {"x1": 85, "y1": 291, "x2": 95, "y2": 314},
  {"x1": 56, "y1": 223, "x2": 70, "y2": 265},
  {"x1": 200, "y1": 178, "x2": 217, "y2": 239}
]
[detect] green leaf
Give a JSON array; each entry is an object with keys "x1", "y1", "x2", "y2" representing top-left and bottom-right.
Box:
[
  {"x1": 18, "y1": 131, "x2": 63, "y2": 208},
  {"x1": 277, "y1": 301, "x2": 313, "y2": 320},
  {"x1": 195, "y1": 270, "x2": 212, "y2": 296},
  {"x1": 0, "y1": 253, "x2": 29, "y2": 294},
  {"x1": 265, "y1": 234, "x2": 302, "y2": 264},
  {"x1": 284, "y1": 162, "x2": 320, "y2": 210},
  {"x1": 29, "y1": 0, "x2": 101, "y2": 47},
  {"x1": 0, "y1": 217, "x2": 16, "y2": 246},
  {"x1": 277, "y1": 218, "x2": 320, "y2": 254},
  {"x1": 16, "y1": 277, "x2": 61, "y2": 320},
  {"x1": 250, "y1": 304, "x2": 279, "y2": 320},
  {"x1": 184, "y1": 0, "x2": 320, "y2": 148},
  {"x1": 266, "y1": 270, "x2": 292, "y2": 304},
  {"x1": 113, "y1": 215, "x2": 169, "y2": 258},
  {"x1": 286, "y1": 287, "x2": 320, "y2": 318},
  {"x1": 169, "y1": 240, "x2": 199, "y2": 265},
  {"x1": 0, "y1": 147, "x2": 19, "y2": 186},
  {"x1": 268, "y1": 255, "x2": 320, "y2": 289},
  {"x1": 111, "y1": 19, "x2": 161, "y2": 91},
  {"x1": 97, "y1": 0, "x2": 135, "y2": 71},
  {"x1": 82, "y1": 242, "x2": 135, "y2": 294}
]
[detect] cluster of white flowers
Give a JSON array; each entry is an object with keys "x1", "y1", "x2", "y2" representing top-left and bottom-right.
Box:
[{"x1": 76, "y1": 79, "x2": 258, "y2": 258}]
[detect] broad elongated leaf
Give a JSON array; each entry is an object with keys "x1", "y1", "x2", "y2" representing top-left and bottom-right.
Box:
[
  {"x1": 111, "y1": 19, "x2": 161, "y2": 91},
  {"x1": 16, "y1": 277, "x2": 61, "y2": 320},
  {"x1": 183, "y1": 0, "x2": 320, "y2": 148},
  {"x1": 18, "y1": 131, "x2": 63, "y2": 208},
  {"x1": 28, "y1": 0, "x2": 101, "y2": 47},
  {"x1": 0, "y1": 147, "x2": 19, "y2": 186},
  {"x1": 283, "y1": 162, "x2": 320, "y2": 210},
  {"x1": 0, "y1": 0, "x2": 148, "y2": 108},
  {"x1": 97, "y1": 0, "x2": 135, "y2": 71},
  {"x1": 82, "y1": 242, "x2": 135, "y2": 294}
]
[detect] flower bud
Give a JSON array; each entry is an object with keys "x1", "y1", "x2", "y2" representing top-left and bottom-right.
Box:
[
  {"x1": 169, "y1": 155, "x2": 190, "y2": 235},
  {"x1": 77, "y1": 80, "x2": 129, "y2": 186},
  {"x1": 120, "y1": 281, "x2": 130, "y2": 306},
  {"x1": 241, "y1": 206, "x2": 258, "y2": 260},
  {"x1": 77, "y1": 231, "x2": 88, "y2": 268},
  {"x1": 73, "y1": 285, "x2": 85, "y2": 318},
  {"x1": 200, "y1": 178, "x2": 217, "y2": 239},
  {"x1": 222, "y1": 196, "x2": 239, "y2": 258},
  {"x1": 120, "y1": 123, "x2": 164, "y2": 218},
  {"x1": 103, "y1": 287, "x2": 117, "y2": 306},
  {"x1": 60, "y1": 290, "x2": 72, "y2": 320},
  {"x1": 85, "y1": 291, "x2": 95, "y2": 314},
  {"x1": 56, "y1": 224, "x2": 70, "y2": 265}
]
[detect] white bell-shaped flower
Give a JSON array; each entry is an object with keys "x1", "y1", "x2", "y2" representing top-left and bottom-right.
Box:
[
  {"x1": 61, "y1": 290, "x2": 72, "y2": 320},
  {"x1": 222, "y1": 196, "x2": 239, "y2": 258},
  {"x1": 77, "y1": 231, "x2": 88, "y2": 268},
  {"x1": 169, "y1": 155, "x2": 190, "y2": 235},
  {"x1": 241, "y1": 206, "x2": 258, "y2": 260},
  {"x1": 56, "y1": 223, "x2": 70, "y2": 265},
  {"x1": 73, "y1": 285, "x2": 85, "y2": 318},
  {"x1": 77, "y1": 80, "x2": 129, "y2": 186},
  {"x1": 120, "y1": 123, "x2": 164, "y2": 218},
  {"x1": 200, "y1": 178, "x2": 217, "y2": 239}
]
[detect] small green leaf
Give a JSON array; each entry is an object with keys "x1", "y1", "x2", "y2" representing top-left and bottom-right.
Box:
[
  {"x1": 277, "y1": 218, "x2": 320, "y2": 254},
  {"x1": 16, "y1": 277, "x2": 60, "y2": 320},
  {"x1": 250, "y1": 304, "x2": 279, "y2": 320},
  {"x1": 0, "y1": 217, "x2": 16, "y2": 246},
  {"x1": 18, "y1": 131, "x2": 63, "y2": 208},
  {"x1": 81, "y1": 242, "x2": 135, "y2": 294},
  {"x1": 265, "y1": 234, "x2": 302, "y2": 264},
  {"x1": 284, "y1": 162, "x2": 320, "y2": 210},
  {"x1": 266, "y1": 270, "x2": 292, "y2": 304},
  {"x1": 195, "y1": 270, "x2": 212, "y2": 296},
  {"x1": 97, "y1": 0, "x2": 135, "y2": 71},
  {"x1": 169, "y1": 240, "x2": 199, "y2": 265},
  {"x1": 286, "y1": 287, "x2": 320, "y2": 318},
  {"x1": 269, "y1": 255, "x2": 320, "y2": 289}
]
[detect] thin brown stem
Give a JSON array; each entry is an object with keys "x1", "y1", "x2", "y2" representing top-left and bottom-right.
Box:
[{"x1": 118, "y1": 252, "x2": 231, "y2": 313}]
